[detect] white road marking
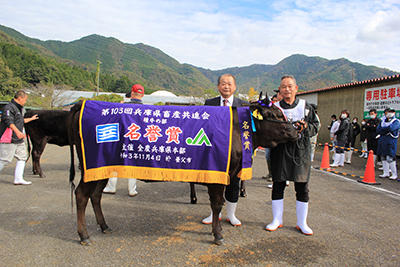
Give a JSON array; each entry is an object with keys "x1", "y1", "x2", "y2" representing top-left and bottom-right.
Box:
[{"x1": 314, "y1": 168, "x2": 400, "y2": 200}]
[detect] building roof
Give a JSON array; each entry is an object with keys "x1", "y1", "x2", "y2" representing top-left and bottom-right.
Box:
[
  {"x1": 297, "y1": 74, "x2": 400, "y2": 96},
  {"x1": 150, "y1": 90, "x2": 177, "y2": 97}
]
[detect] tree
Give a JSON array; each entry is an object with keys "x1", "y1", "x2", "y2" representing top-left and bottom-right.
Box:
[{"x1": 247, "y1": 87, "x2": 258, "y2": 101}]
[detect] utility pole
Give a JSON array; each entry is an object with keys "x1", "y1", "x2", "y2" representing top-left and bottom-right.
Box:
[{"x1": 96, "y1": 60, "x2": 102, "y2": 96}]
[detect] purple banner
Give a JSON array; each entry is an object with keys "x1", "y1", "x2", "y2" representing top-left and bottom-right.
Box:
[
  {"x1": 237, "y1": 107, "x2": 253, "y2": 180},
  {"x1": 79, "y1": 100, "x2": 233, "y2": 183}
]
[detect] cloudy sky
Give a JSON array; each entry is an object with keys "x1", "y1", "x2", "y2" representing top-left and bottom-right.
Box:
[{"x1": 1, "y1": 0, "x2": 399, "y2": 71}]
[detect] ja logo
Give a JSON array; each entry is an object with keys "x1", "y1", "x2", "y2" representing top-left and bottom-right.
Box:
[{"x1": 186, "y1": 128, "x2": 212, "y2": 146}]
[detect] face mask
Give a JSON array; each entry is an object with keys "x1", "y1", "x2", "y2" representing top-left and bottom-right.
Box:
[
  {"x1": 386, "y1": 113, "x2": 395, "y2": 119},
  {"x1": 370, "y1": 114, "x2": 376, "y2": 119},
  {"x1": 361, "y1": 121, "x2": 366, "y2": 125},
  {"x1": 340, "y1": 114, "x2": 347, "y2": 119},
  {"x1": 353, "y1": 120, "x2": 357, "y2": 123}
]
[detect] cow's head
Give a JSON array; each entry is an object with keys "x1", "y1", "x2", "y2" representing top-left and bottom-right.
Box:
[{"x1": 249, "y1": 92, "x2": 298, "y2": 148}]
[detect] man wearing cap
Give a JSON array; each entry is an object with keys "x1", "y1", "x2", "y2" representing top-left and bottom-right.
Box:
[
  {"x1": 103, "y1": 84, "x2": 145, "y2": 196},
  {"x1": 201, "y1": 73, "x2": 248, "y2": 226},
  {"x1": 377, "y1": 108, "x2": 400, "y2": 180}
]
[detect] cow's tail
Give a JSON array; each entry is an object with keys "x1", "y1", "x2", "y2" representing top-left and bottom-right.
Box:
[{"x1": 26, "y1": 134, "x2": 31, "y2": 163}]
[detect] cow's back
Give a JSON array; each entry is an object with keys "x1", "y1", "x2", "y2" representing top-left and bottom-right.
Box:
[{"x1": 25, "y1": 110, "x2": 70, "y2": 146}]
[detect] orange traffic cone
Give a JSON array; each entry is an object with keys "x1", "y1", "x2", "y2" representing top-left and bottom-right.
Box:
[
  {"x1": 358, "y1": 150, "x2": 380, "y2": 185},
  {"x1": 320, "y1": 143, "x2": 330, "y2": 170}
]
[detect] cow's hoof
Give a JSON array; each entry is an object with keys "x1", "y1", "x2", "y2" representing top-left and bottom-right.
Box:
[
  {"x1": 80, "y1": 238, "x2": 92, "y2": 246},
  {"x1": 213, "y1": 237, "x2": 224, "y2": 246},
  {"x1": 240, "y1": 189, "x2": 247, "y2": 198},
  {"x1": 39, "y1": 174, "x2": 46, "y2": 178},
  {"x1": 190, "y1": 197, "x2": 197, "y2": 204},
  {"x1": 102, "y1": 227, "x2": 113, "y2": 234}
]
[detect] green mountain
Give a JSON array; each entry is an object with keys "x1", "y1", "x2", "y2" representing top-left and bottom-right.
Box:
[
  {"x1": 195, "y1": 54, "x2": 398, "y2": 95},
  {"x1": 0, "y1": 25, "x2": 214, "y2": 96},
  {"x1": 0, "y1": 24, "x2": 398, "y2": 99}
]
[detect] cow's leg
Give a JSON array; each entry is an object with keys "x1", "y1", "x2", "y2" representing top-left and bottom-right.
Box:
[
  {"x1": 75, "y1": 180, "x2": 92, "y2": 245},
  {"x1": 32, "y1": 139, "x2": 47, "y2": 177},
  {"x1": 189, "y1": 182, "x2": 197, "y2": 204},
  {"x1": 90, "y1": 179, "x2": 112, "y2": 234},
  {"x1": 240, "y1": 180, "x2": 247, "y2": 197},
  {"x1": 207, "y1": 184, "x2": 225, "y2": 245}
]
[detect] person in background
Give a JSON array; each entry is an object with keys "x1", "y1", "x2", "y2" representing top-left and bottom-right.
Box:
[
  {"x1": 0, "y1": 90, "x2": 39, "y2": 185},
  {"x1": 330, "y1": 110, "x2": 350, "y2": 167},
  {"x1": 263, "y1": 93, "x2": 282, "y2": 181},
  {"x1": 327, "y1": 114, "x2": 337, "y2": 131},
  {"x1": 359, "y1": 119, "x2": 368, "y2": 158},
  {"x1": 266, "y1": 75, "x2": 319, "y2": 235},
  {"x1": 201, "y1": 73, "x2": 248, "y2": 226},
  {"x1": 344, "y1": 116, "x2": 360, "y2": 164},
  {"x1": 310, "y1": 104, "x2": 321, "y2": 162},
  {"x1": 365, "y1": 109, "x2": 381, "y2": 162},
  {"x1": 377, "y1": 108, "x2": 400, "y2": 180},
  {"x1": 103, "y1": 84, "x2": 145, "y2": 197},
  {"x1": 330, "y1": 115, "x2": 340, "y2": 152}
]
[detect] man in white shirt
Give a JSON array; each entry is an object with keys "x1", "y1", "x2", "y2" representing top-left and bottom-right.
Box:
[{"x1": 201, "y1": 74, "x2": 248, "y2": 226}]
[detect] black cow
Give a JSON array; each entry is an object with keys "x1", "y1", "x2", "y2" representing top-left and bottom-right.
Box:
[
  {"x1": 68, "y1": 96, "x2": 298, "y2": 245},
  {"x1": 25, "y1": 110, "x2": 69, "y2": 177}
]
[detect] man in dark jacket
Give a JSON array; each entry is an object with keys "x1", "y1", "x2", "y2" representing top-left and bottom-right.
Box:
[
  {"x1": 359, "y1": 119, "x2": 368, "y2": 158},
  {"x1": 103, "y1": 84, "x2": 144, "y2": 196},
  {"x1": 330, "y1": 110, "x2": 351, "y2": 167},
  {"x1": 344, "y1": 116, "x2": 360, "y2": 164},
  {"x1": 366, "y1": 109, "x2": 381, "y2": 162},
  {"x1": 201, "y1": 73, "x2": 248, "y2": 226},
  {"x1": 265, "y1": 75, "x2": 319, "y2": 235},
  {"x1": 0, "y1": 90, "x2": 38, "y2": 185}
]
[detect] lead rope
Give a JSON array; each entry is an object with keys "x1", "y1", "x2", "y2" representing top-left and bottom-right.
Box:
[{"x1": 284, "y1": 134, "x2": 308, "y2": 167}]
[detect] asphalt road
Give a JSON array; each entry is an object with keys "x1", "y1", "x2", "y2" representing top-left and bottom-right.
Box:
[{"x1": 0, "y1": 145, "x2": 399, "y2": 266}]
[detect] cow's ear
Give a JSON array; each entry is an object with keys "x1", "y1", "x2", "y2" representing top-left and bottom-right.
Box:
[{"x1": 264, "y1": 92, "x2": 270, "y2": 105}]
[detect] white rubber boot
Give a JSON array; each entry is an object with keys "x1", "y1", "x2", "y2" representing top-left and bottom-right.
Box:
[
  {"x1": 201, "y1": 211, "x2": 222, "y2": 224},
  {"x1": 103, "y1": 177, "x2": 117, "y2": 193},
  {"x1": 379, "y1": 161, "x2": 390, "y2": 178},
  {"x1": 339, "y1": 153, "x2": 345, "y2": 167},
  {"x1": 128, "y1": 178, "x2": 138, "y2": 197},
  {"x1": 265, "y1": 199, "x2": 283, "y2": 231},
  {"x1": 226, "y1": 201, "x2": 241, "y2": 226},
  {"x1": 389, "y1": 161, "x2": 398, "y2": 180},
  {"x1": 296, "y1": 201, "x2": 313, "y2": 235},
  {"x1": 13, "y1": 160, "x2": 31, "y2": 185},
  {"x1": 345, "y1": 150, "x2": 352, "y2": 164},
  {"x1": 330, "y1": 153, "x2": 341, "y2": 167}
]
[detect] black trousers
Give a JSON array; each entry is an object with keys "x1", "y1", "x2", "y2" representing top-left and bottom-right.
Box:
[
  {"x1": 272, "y1": 182, "x2": 309, "y2": 202},
  {"x1": 225, "y1": 176, "x2": 240, "y2": 203}
]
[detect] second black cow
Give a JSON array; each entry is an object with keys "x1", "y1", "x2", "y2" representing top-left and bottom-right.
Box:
[{"x1": 25, "y1": 110, "x2": 70, "y2": 177}]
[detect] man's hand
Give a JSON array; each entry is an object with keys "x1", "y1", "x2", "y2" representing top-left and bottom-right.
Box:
[
  {"x1": 295, "y1": 120, "x2": 307, "y2": 133},
  {"x1": 16, "y1": 131, "x2": 25, "y2": 139},
  {"x1": 24, "y1": 114, "x2": 39, "y2": 123}
]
